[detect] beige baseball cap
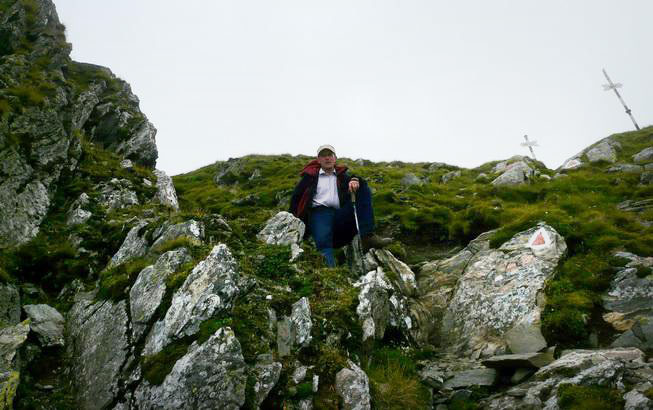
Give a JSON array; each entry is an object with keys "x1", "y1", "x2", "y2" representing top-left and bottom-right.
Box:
[{"x1": 317, "y1": 144, "x2": 336, "y2": 156}]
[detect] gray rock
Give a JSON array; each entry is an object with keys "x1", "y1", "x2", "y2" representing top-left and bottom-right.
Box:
[
  {"x1": 618, "y1": 199, "x2": 653, "y2": 213},
  {"x1": 441, "y1": 224, "x2": 566, "y2": 357},
  {"x1": 249, "y1": 168, "x2": 262, "y2": 180},
  {"x1": 292, "y1": 365, "x2": 308, "y2": 384},
  {"x1": 135, "y1": 327, "x2": 246, "y2": 409},
  {"x1": 66, "y1": 193, "x2": 92, "y2": 226},
  {"x1": 491, "y1": 161, "x2": 534, "y2": 186},
  {"x1": 0, "y1": 284, "x2": 20, "y2": 328},
  {"x1": 559, "y1": 157, "x2": 583, "y2": 170},
  {"x1": 510, "y1": 368, "x2": 535, "y2": 384},
  {"x1": 475, "y1": 172, "x2": 489, "y2": 182},
  {"x1": 143, "y1": 244, "x2": 240, "y2": 355},
  {"x1": 585, "y1": 141, "x2": 617, "y2": 163},
  {"x1": 401, "y1": 173, "x2": 423, "y2": 187},
  {"x1": 419, "y1": 363, "x2": 446, "y2": 388},
  {"x1": 443, "y1": 368, "x2": 497, "y2": 389},
  {"x1": 23, "y1": 304, "x2": 64, "y2": 347},
  {"x1": 97, "y1": 178, "x2": 139, "y2": 210},
  {"x1": 120, "y1": 159, "x2": 133, "y2": 169},
  {"x1": 608, "y1": 164, "x2": 643, "y2": 173},
  {"x1": 335, "y1": 360, "x2": 371, "y2": 410},
  {"x1": 292, "y1": 297, "x2": 313, "y2": 348},
  {"x1": 354, "y1": 269, "x2": 393, "y2": 341},
  {"x1": 154, "y1": 169, "x2": 180, "y2": 211},
  {"x1": 482, "y1": 350, "x2": 555, "y2": 370},
  {"x1": 257, "y1": 211, "x2": 305, "y2": 247},
  {"x1": 0, "y1": 320, "x2": 30, "y2": 370},
  {"x1": 441, "y1": 170, "x2": 461, "y2": 184},
  {"x1": 633, "y1": 147, "x2": 653, "y2": 163},
  {"x1": 151, "y1": 219, "x2": 205, "y2": 250},
  {"x1": 116, "y1": 120, "x2": 158, "y2": 168},
  {"x1": 107, "y1": 221, "x2": 149, "y2": 269},
  {"x1": 129, "y1": 248, "x2": 192, "y2": 341},
  {"x1": 640, "y1": 171, "x2": 653, "y2": 185},
  {"x1": 277, "y1": 316, "x2": 293, "y2": 358},
  {"x1": 504, "y1": 320, "x2": 548, "y2": 354},
  {"x1": 67, "y1": 298, "x2": 130, "y2": 410},
  {"x1": 624, "y1": 389, "x2": 652, "y2": 409},
  {"x1": 214, "y1": 159, "x2": 246, "y2": 185},
  {"x1": 0, "y1": 371, "x2": 20, "y2": 410},
  {"x1": 368, "y1": 249, "x2": 417, "y2": 297},
  {"x1": 253, "y1": 354, "x2": 282, "y2": 407}
]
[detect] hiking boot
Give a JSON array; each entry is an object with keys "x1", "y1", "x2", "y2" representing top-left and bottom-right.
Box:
[{"x1": 361, "y1": 234, "x2": 392, "y2": 252}]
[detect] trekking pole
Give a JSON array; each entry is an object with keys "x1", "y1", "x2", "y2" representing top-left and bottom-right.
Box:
[{"x1": 350, "y1": 191, "x2": 366, "y2": 275}]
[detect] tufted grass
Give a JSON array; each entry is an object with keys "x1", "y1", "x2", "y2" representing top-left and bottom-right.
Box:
[{"x1": 557, "y1": 384, "x2": 625, "y2": 410}]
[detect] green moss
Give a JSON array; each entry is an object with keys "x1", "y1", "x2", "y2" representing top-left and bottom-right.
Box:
[
  {"x1": 0, "y1": 371, "x2": 19, "y2": 409},
  {"x1": 557, "y1": 384, "x2": 625, "y2": 410},
  {"x1": 252, "y1": 244, "x2": 293, "y2": 280},
  {"x1": 97, "y1": 257, "x2": 151, "y2": 301},
  {"x1": 197, "y1": 318, "x2": 233, "y2": 344},
  {"x1": 644, "y1": 387, "x2": 653, "y2": 400},
  {"x1": 294, "y1": 382, "x2": 314, "y2": 399},
  {"x1": 636, "y1": 265, "x2": 652, "y2": 278},
  {"x1": 141, "y1": 342, "x2": 190, "y2": 385}
]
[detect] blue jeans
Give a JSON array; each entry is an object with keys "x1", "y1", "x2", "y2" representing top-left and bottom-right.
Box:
[{"x1": 309, "y1": 185, "x2": 374, "y2": 267}]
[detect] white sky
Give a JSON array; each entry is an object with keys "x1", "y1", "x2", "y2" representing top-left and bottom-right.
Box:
[{"x1": 55, "y1": 1, "x2": 653, "y2": 176}]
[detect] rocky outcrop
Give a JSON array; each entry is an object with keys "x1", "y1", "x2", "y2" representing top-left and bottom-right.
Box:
[
  {"x1": 129, "y1": 248, "x2": 192, "y2": 341},
  {"x1": 277, "y1": 297, "x2": 313, "y2": 357},
  {"x1": 0, "y1": 284, "x2": 20, "y2": 328},
  {"x1": 143, "y1": 244, "x2": 240, "y2": 355},
  {"x1": 0, "y1": 320, "x2": 30, "y2": 370},
  {"x1": 585, "y1": 140, "x2": 617, "y2": 163},
  {"x1": 557, "y1": 136, "x2": 621, "y2": 171},
  {"x1": 633, "y1": 146, "x2": 653, "y2": 163},
  {"x1": 252, "y1": 354, "x2": 283, "y2": 407},
  {"x1": 97, "y1": 178, "x2": 139, "y2": 211},
  {"x1": 134, "y1": 328, "x2": 247, "y2": 409},
  {"x1": 153, "y1": 169, "x2": 179, "y2": 211},
  {"x1": 335, "y1": 361, "x2": 371, "y2": 410},
  {"x1": 66, "y1": 295, "x2": 130, "y2": 410},
  {"x1": 150, "y1": 220, "x2": 204, "y2": 250},
  {"x1": 107, "y1": 221, "x2": 149, "y2": 269},
  {"x1": 66, "y1": 193, "x2": 92, "y2": 226},
  {"x1": 23, "y1": 304, "x2": 64, "y2": 347},
  {"x1": 481, "y1": 348, "x2": 653, "y2": 409},
  {"x1": 441, "y1": 224, "x2": 566, "y2": 357},
  {"x1": 602, "y1": 252, "x2": 653, "y2": 351},
  {"x1": 491, "y1": 161, "x2": 534, "y2": 186}
]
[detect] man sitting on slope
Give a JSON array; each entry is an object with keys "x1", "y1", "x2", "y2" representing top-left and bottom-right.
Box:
[{"x1": 289, "y1": 144, "x2": 391, "y2": 267}]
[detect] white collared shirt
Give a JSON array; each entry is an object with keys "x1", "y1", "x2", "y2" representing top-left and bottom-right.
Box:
[{"x1": 312, "y1": 168, "x2": 340, "y2": 208}]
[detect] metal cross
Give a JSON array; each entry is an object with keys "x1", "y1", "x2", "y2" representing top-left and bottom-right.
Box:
[
  {"x1": 602, "y1": 68, "x2": 640, "y2": 130},
  {"x1": 520, "y1": 134, "x2": 538, "y2": 160}
]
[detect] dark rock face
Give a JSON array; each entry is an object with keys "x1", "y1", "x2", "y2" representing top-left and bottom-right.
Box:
[{"x1": 0, "y1": 0, "x2": 157, "y2": 247}]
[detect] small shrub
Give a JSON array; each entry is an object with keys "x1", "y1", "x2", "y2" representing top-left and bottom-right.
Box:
[{"x1": 557, "y1": 384, "x2": 625, "y2": 410}]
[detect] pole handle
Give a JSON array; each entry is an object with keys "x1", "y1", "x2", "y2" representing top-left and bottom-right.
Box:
[{"x1": 350, "y1": 191, "x2": 356, "y2": 203}]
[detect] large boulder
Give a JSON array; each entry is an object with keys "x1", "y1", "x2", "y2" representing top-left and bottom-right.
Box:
[
  {"x1": 107, "y1": 221, "x2": 149, "y2": 269},
  {"x1": 633, "y1": 146, "x2": 653, "y2": 163},
  {"x1": 441, "y1": 224, "x2": 566, "y2": 357},
  {"x1": 0, "y1": 320, "x2": 30, "y2": 371},
  {"x1": 252, "y1": 354, "x2": 283, "y2": 407},
  {"x1": 23, "y1": 304, "x2": 65, "y2": 347},
  {"x1": 129, "y1": 248, "x2": 192, "y2": 341},
  {"x1": 66, "y1": 295, "x2": 130, "y2": 410},
  {"x1": 602, "y1": 252, "x2": 653, "y2": 350},
  {"x1": 134, "y1": 327, "x2": 247, "y2": 409},
  {"x1": 585, "y1": 141, "x2": 617, "y2": 163},
  {"x1": 150, "y1": 219, "x2": 205, "y2": 250},
  {"x1": 143, "y1": 244, "x2": 240, "y2": 355}
]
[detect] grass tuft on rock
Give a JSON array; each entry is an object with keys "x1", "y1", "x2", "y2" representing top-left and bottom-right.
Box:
[{"x1": 557, "y1": 383, "x2": 625, "y2": 410}]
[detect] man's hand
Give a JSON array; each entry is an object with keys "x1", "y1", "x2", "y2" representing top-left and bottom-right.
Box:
[{"x1": 348, "y1": 179, "x2": 359, "y2": 193}]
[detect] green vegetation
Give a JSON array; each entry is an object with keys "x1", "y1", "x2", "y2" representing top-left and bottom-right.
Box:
[
  {"x1": 364, "y1": 347, "x2": 431, "y2": 409},
  {"x1": 141, "y1": 342, "x2": 190, "y2": 385},
  {"x1": 97, "y1": 257, "x2": 152, "y2": 301},
  {"x1": 557, "y1": 384, "x2": 625, "y2": 410}
]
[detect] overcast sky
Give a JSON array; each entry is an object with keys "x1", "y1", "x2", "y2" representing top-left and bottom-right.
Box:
[{"x1": 55, "y1": 1, "x2": 653, "y2": 176}]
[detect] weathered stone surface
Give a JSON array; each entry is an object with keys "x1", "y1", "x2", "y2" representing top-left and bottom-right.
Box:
[
  {"x1": 0, "y1": 371, "x2": 19, "y2": 410},
  {"x1": 602, "y1": 252, "x2": 653, "y2": 350},
  {"x1": 253, "y1": 354, "x2": 282, "y2": 407},
  {"x1": 292, "y1": 297, "x2": 313, "y2": 348},
  {"x1": 442, "y1": 368, "x2": 497, "y2": 389},
  {"x1": 441, "y1": 224, "x2": 566, "y2": 356},
  {"x1": 412, "y1": 232, "x2": 492, "y2": 346},
  {"x1": 97, "y1": 178, "x2": 139, "y2": 210},
  {"x1": 335, "y1": 361, "x2": 371, "y2": 410},
  {"x1": 66, "y1": 297, "x2": 130, "y2": 410},
  {"x1": 153, "y1": 169, "x2": 179, "y2": 211},
  {"x1": 143, "y1": 244, "x2": 240, "y2": 355},
  {"x1": 66, "y1": 193, "x2": 92, "y2": 226},
  {"x1": 608, "y1": 163, "x2": 643, "y2": 173},
  {"x1": 354, "y1": 269, "x2": 392, "y2": 341},
  {"x1": 401, "y1": 173, "x2": 423, "y2": 186},
  {"x1": 482, "y1": 347, "x2": 652, "y2": 409},
  {"x1": 277, "y1": 316, "x2": 293, "y2": 357},
  {"x1": 504, "y1": 319, "x2": 548, "y2": 354},
  {"x1": 585, "y1": 141, "x2": 617, "y2": 163},
  {"x1": 120, "y1": 159, "x2": 133, "y2": 169},
  {"x1": 134, "y1": 327, "x2": 246, "y2": 409},
  {"x1": 129, "y1": 248, "x2": 192, "y2": 341},
  {"x1": 633, "y1": 146, "x2": 653, "y2": 163},
  {"x1": 214, "y1": 158, "x2": 246, "y2": 185},
  {"x1": 116, "y1": 120, "x2": 158, "y2": 168},
  {"x1": 491, "y1": 161, "x2": 534, "y2": 186},
  {"x1": 257, "y1": 211, "x2": 305, "y2": 247},
  {"x1": 0, "y1": 285, "x2": 20, "y2": 328},
  {"x1": 150, "y1": 220, "x2": 204, "y2": 250},
  {"x1": 624, "y1": 389, "x2": 652, "y2": 409},
  {"x1": 640, "y1": 171, "x2": 653, "y2": 185},
  {"x1": 0, "y1": 320, "x2": 30, "y2": 370},
  {"x1": 23, "y1": 304, "x2": 64, "y2": 347},
  {"x1": 560, "y1": 157, "x2": 583, "y2": 170},
  {"x1": 482, "y1": 350, "x2": 555, "y2": 370},
  {"x1": 441, "y1": 170, "x2": 461, "y2": 184},
  {"x1": 618, "y1": 199, "x2": 653, "y2": 213},
  {"x1": 107, "y1": 221, "x2": 149, "y2": 269},
  {"x1": 367, "y1": 249, "x2": 417, "y2": 297}
]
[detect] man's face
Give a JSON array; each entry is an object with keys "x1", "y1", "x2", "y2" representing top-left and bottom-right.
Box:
[{"x1": 317, "y1": 150, "x2": 336, "y2": 171}]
